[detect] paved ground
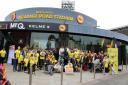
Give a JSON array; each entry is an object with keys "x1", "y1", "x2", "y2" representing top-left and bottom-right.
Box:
[
  {"x1": 5, "y1": 64, "x2": 128, "y2": 85},
  {"x1": 83, "y1": 71, "x2": 128, "y2": 85}
]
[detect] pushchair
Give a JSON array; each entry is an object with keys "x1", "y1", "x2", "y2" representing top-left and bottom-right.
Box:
[{"x1": 93, "y1": 59, "x2": 103, "y2": 73}]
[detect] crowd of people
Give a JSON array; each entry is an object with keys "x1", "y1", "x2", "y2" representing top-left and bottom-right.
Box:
[{"x1": 0, "y1": 46, "x2": 116, "y2": 75}]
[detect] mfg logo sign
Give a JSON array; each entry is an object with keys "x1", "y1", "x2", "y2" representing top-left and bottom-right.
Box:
[{"x1": 10, "y1": 23, "x2": 25, "y2": 29}]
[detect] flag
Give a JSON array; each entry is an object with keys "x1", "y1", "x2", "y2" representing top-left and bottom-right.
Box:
[
  {"x1": 101, "y1": 38, "x2": 105, "y2": 47},
  {"x1": 110, "y1": 39, "x2": 114, "y2": 48}
]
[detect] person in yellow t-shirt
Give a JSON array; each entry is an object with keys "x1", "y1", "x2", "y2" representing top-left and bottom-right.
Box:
[
  {"x1": 68, "y1": 51, "x2": 74, "y2": 59},
  {"x1": 39, "y1": 51, "x2": 45, "y2": 70},
  {"x1": 15, "y1": 46, "x2": 21, "y2": 59},
  {"x1": 18, "y1": 53, "x2": 24, "y2": 71},
  {"x1": 29, "y1": 55, "x2": 35, "y2": 67},
  {"x1": 0, "y1": 48, "x2": 6, "y2": 64},
  {"x1": 50, "y1": 54, "x2": 56, "y2": 64},
  {"x1": 14, "y1": 46, "x2": 21, "y2": 71},
  {"x1": 109, "y1": 56, "x2": 115, "y2": 75},
  {"x1": 34, "y1": 52, "x2": 39, "y2": 65},
  {"x1": 26, "y1": 50, "x2": 32, "y2": 59},
  {"x1": 24, "y1": 57, "x2": 29, "y2": 72},
  {"x1": 29, "y1": 54, "x2": 36, "y2": 73},
  {"x1": 74, "y1": 50, "x2": 80, "y2": 59}
]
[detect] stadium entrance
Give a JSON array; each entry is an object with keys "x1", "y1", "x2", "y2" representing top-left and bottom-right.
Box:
[{"x1": 0, "y1": 22, "x2": 69, "y2": 50}]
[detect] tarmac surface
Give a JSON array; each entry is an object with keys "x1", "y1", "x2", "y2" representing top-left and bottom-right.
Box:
[
  {"x1": 6, "y1": 64, "x2": 128, "y2": 85},
  {"x1": 83, "y1": 71, "x2": 128, "y2": 85}
]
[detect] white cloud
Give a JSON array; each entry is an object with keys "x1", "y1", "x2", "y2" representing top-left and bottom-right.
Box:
[{"x1": 0, "y1": 0, "x2": 128, "y2": 29}]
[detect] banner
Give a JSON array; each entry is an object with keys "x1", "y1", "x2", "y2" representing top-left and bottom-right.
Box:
[
  {"x1": 101, "y1": 38, "x2": 105, "y2": 47},
  {"x1": 107, "y1": 48, "x2": 118, "y2": 74},
  {"x1": 7, "y1": 45, "x2": 15, "y2": 64},
  {"x1": 0, "y1": 22, "x2": 68, "y2": 32},
  {"x1": 64, "y1": 63, "x2": 74, "y2": 74}
]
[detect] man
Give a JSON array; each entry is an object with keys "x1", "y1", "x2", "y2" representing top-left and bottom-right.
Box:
[
  {"x1": 59, "y1": 46, "x2": 65, "y2": 63},
  {"x1": 13, "y1": 46, "x2": 21, "y2": 71},
  {"x1": 18, "y1": 53, "x2": 24, "y2": 71},
  {"x1": 44, "y1": 57, "x2": 54, "y2": 75},
  {"x1": 39, "y1": 50, "x2": 45, "y2": 70},
  {"x1": 15, "y1": 46, "x2": 21, "y2": 59},
  {"x1": 24, "y1": 57, "x2": 29, "y2": 72},
  {"x1": 0, "y1": 48, "x2": 6, "y2": 64}
]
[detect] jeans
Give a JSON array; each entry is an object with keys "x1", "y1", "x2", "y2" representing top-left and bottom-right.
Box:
[
  {"x1": 13, "y1": 59, "x2": 18, "y2": 71},
  {"x1": 48, "y1": 65, "x2": 54, "y2": 75}
]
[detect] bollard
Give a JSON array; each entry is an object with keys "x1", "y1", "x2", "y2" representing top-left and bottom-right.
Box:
[
  {"x1": 122, "y1": 60, "x2": 123, "y2": 71},
  {"x1": 61, "y1": 63, "x2": 63, "y2": 85},
  {"x1": 29, "y1": 66, "x2": 32, "y2": 85},
  {"x1": 93, "y1": 64, "x2": 95, "y2": 79},
  {"x1": 126, "y1": 55, "x2": 127, "y2": 70},
  {"x1": 80, "y1": 63, "x2": 82, "y2": 83}
]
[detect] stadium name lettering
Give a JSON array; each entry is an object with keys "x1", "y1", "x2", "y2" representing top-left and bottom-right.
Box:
[
  {"x1": 18, "y1": 12, "x2": 74, "y2": 21},
  {"x1": 10, "y1": 23, "x2": 25, "y2": 29}
]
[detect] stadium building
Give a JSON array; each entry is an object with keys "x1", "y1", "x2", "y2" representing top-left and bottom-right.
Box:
[{"x1": 0, "y1": 7, "x2": 128, "y2": 65}]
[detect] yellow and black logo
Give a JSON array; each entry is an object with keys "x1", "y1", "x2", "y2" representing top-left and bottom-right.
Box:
[
  {"x1": 11, "y1": 12, "x2": 16, "y2": 21},
  {"x1": 77, "y1": 15, "x2": 84, "y2": 24},
  {"x1": 59, "y1": 24, "x2": 66, "y2": 32}
]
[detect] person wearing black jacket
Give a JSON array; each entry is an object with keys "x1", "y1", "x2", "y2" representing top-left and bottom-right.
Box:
[{"x1": 63, "y1": 48, "x2": 69, "y2": 66}]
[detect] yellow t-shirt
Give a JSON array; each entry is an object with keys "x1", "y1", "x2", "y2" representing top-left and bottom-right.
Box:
[
  {"x1": 35, "y1": 53, "x2": 39, "y2": 58},
  {"x1": 18, "y1": 54, "x2": 23, "y2": 63},
  {"x1": 27, "y1": 53, "x2": 31, "y2": 58},
  {"x1": 30, "y1": 57, "x2": 35, "y2": 66},
  {"x1": 69, "y1": 52, "x2": 74, "y2": 58},
  {"x1": 0, "y1": 50, "x2": 6, "y2": 58},
  {"x1": 40, "y1": 55, "x2": 45, "y2": 59},
  {"x1": 40, "y1": 52, "x2": 45, "y2": 59},
  {"x1": 35, "y1": 53, "x2": 39, "y2": 64},
  {"x1": 15, "y1": 50, "x2": 21, "y2": 59},
  {"x1": 104, "y1": 59, "x2": 109, "y2": 68},
  {"x1": 24, "y1": 58, "x2": 29, "y2": 67},
  {"x1": 74, "y1": 51, "x2": 80, "y2": 59}
]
